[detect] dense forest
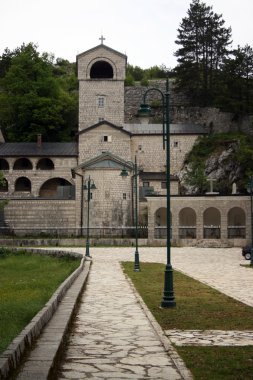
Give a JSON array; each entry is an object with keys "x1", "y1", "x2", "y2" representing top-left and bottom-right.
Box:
[{"x1": 0, "y1": 0, "x2": 252, "y2": 142}]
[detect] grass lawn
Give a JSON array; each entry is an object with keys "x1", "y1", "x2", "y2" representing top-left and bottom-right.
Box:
[
  {"x1": 122, "y1": 262, "x2": 253, "y2": 380},
  {"x1": 0, "y1": 249, "x2": 80, "y2": 354}
]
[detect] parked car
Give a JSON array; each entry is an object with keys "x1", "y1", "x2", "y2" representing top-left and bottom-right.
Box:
[{"x1": 242, "y1": 245, "x2": 252, "y2": 260}]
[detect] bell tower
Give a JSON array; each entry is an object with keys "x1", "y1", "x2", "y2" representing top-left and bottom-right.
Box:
[{"x1": 77, "y1": 38, "x2": 127, "y2": 131}]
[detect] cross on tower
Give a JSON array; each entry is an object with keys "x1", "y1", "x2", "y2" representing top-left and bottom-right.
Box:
[{"x1": 99, "y1": 35, "x2": 106, "y2": 44}]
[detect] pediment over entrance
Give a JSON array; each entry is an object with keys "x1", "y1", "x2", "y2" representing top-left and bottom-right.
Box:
[{"x1": 73, "y1": 152, "x2": 133, "y2": 173}]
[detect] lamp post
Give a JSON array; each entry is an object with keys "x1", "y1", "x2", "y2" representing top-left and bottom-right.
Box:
[
  {"x1": 138, "y1": 77, "x2": 176, "y2": 307},
  {"x1": 120, "y1": 156, "x2": 140, "y2": 272},
  {"x1": 83, "y1": 176, "x2": 96, "y2": 258},
  {"x1": 247, "y1": 176, "x2": 253, "y2": 266}
]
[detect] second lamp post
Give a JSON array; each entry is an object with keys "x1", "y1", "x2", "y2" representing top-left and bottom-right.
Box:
[
  {"x1": 83, "y1": 176, "x2": 96, "y2": 258},
  {"x1": 120, "y1": 156, "x2": 140, "y2": 272}
]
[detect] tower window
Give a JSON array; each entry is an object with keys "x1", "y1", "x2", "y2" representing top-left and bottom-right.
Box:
[{"x1": 98, "y1": 97, "x2": 105, "y2": 107}]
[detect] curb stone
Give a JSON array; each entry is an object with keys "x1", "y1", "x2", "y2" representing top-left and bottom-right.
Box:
[
  {"x1": 0, "y1": 249, "x2": 89, "y2": 380},
  {"x1": 123, "y1": 267, "x2": 193, "y2": 380}
]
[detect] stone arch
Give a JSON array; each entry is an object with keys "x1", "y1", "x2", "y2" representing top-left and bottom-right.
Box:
[
  {"x1": 36, "y1": 158, "x2": 54, "y2": 170},
  {"x1": 90, "y1": 60, "x2": 114, "y2": 79},
  {"x1": 0, "y1": 159, "x2": 9, "y2": 170},
  {"x1": 203, "y1": 207, "x2": 221, "y2": 239},
  {"x1": 15, "y1": 177, "x2": 31, "y2": 192},
  {"x1": 13, "y1": 158, "x2": 33, "y2": 170},
  {"x1": 179, "y1": 207, "x2": 196, "y2": 239},
  {"x1": 39, "y1": 178, "x2": 74, "y2": 198},
  {"x1": 154, "y1": 207, "x2": 171, "y2": 239},
  {"x1": 227, "y1": 207, "x2": 246, "y2": 238},
  {"x1": 0, "y1": 178, "x2": 8, "y2": 192}
]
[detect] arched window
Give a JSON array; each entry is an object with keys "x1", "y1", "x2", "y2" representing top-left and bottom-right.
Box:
[
  {"x1": 90, "y1": 60, "x2": 113, "y2": 79},
  {"x1": 36, "y1": 158, "x2": 54, "y2": 170},
  {"x1": 0, "y1": 159, "x2": 9, "y2": 170},
  {"x1": 227, "y1": 207, "x2": 246, "y2": 238},
  {"x1": 13, "y1": 158, "x2": 33, "y2": 170},
  {"x1": 15, "y1": 177, "x2": 31, "y2": 192},
  {"x1": 39, "y1": 178, "x2": 74, "y2": 198},
  {"x1": 179, "y1": 207, "x2": 196, "y2": 239},
  {"x1": 203, "y1": 207, "x2": 221, "y2": 239},
  {"x1": 0, "y1": 178, "x2": 8, "y2": 192}
]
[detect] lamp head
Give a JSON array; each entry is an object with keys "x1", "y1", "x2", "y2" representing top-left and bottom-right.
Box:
[
  {"x1": 90, "y1": 183, "x2": 96, "y2": 190},
  {"x1": 120, "y1": 167, "x2": 129, "y2": 178},
  {"x1": 137, "y1": 103, "x2": 151, "y2": 124}
]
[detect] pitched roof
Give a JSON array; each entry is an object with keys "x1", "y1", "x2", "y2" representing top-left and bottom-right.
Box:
[
  {"x1": 122, "y1": 123, "x2": 207, "y2": 135},
  {"x1": 0, "y1": 142, "x2": 78, "y2": 157},
  {"x1": 140, "y1": 172, "x2": 178, "y2": 181},
  {"x1": 78, "y1": 121, "x2": 131, "y2": 136},
  {"x1": 76, "y1": 44, "x2": 127, "y2": 60}
]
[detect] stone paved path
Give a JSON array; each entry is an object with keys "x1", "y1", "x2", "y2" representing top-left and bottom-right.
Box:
[
  {"x1": 56, "y1": 257, "x2": 184, "y2": 379},
  {"x1": 53, "y1": 246, "x2": 253, "y2": 379},
  {"x1": 165, "y1": 330, "x2": 253, "y2": 346}
]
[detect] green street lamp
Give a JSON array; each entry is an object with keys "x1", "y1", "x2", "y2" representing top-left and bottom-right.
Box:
[
  {"x1": 83, "y1": 176, "x2": 96, "y2": 258},
  {"x1": 120, "y1": 156, "x2": 141, "y2": 272},
  {"x1": 247, "y1": 176, "x2": 253, "y2": 266},
  {"x1": 138, "y1": 77, "x2": 176, "y2": 308}
]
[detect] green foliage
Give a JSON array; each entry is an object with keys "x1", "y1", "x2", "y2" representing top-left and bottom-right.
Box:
[
  {"x1": 184, "y1": 132, "x2": 253, "y2": 192},
  {"x1": 125, "y1": 64, "x2": 168, "y2": 84},
  {"x1": 124, "y1": 73, "x2": 135, "y2": 86},
  {"x1": 183, "y1": 161, "x2": 208, "y2": 193},
  {"x1": 0, "y1": 249, "x2": 80, "y2": 353},
  {"x1": 140, "y1": 76, "x2": 149, "y2": 86},
  {"x1": 218, "y1": 45, "x2": 253, "y2": 114},
  {"x1": 174, "y1": 0, "x2": 232, "y2": 106},
  {"x1": 0, "y1": 43, "x2": 78, "y2": 142}
]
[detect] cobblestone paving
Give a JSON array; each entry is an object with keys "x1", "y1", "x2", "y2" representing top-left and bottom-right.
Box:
[
  {"x1": 57, "y1": 257, "x2": 183, "y2": 379},
  {"x1": 165, "y1": 330, "x2": 253, "y2": 346}
]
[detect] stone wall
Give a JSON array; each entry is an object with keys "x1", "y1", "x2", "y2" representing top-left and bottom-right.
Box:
[
  {"x1": 77, "y1": 45, "x2": 126, "y2": 130},
  {"x1": 124, "y1": 81, "x2": 253, "y2": 135},
  {"x1": 78, "y1": 124, "x2": 131, "y2": 164},
  {"x1": 2, "y1": 156, "x2": 77, "y2": 197},
  {"x1": 147, "y1": 195, "x2": 250, "y2": 247},
  {"x1": 131, "y1": 134, "x2": 198, "y2": 175},
  {"x1": 74, "y1": 168, "x2": 132, "y2": 229},
  {"x1": 3, "y1": 199, "x2": 76, "y2": 234}
]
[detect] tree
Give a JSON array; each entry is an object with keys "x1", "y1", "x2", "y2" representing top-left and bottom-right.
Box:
[
  {"x1": 0, "y1": 43, "x2": 78, "y2": 142},
  {"x1": 174, "y1": 0, "x2": 232, "y2": 106},
  {"x1": 219, "y1": 45, "x2": 253, "y2": 114}
]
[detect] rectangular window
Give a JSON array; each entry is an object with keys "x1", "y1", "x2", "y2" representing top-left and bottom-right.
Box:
[
  {"x1": 173, "y1": 141, "x2": 179, "y2": 148},
  {"x1": 99, "y1": 117, "x2": 104, "y2": 122},
  {"x1": 138, "y1": 144, "x2": 142, "y2": 151},
  {"x1": 143, "y1": 181, "x2": 150, "y2": 187},
  {"x1": 98, "y1": 97, "x2": 105, "y2": 107},
  {"x1": 161, "y1": 181, "x2": 167, "y2": 189},
  {"x1": 103, "y1": 135, "x2": 112, "y2": 142},
  {"x1": 123, "y1": 193, "x2": 127, "y2": 200}
]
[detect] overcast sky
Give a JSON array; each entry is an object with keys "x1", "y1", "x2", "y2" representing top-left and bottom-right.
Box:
[{"x1": 1, "y1": 0, "x2": 252, "y2": 69}]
